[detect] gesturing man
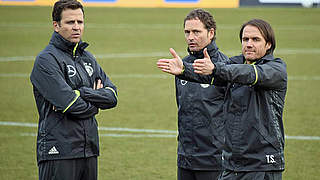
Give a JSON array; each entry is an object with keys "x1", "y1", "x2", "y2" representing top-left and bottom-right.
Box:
[
  {"x1": 30, "y1": 0, "x2": 118, "y2": 179},
  {"x1": 160, "y1": 9, "x2": 228, "y2": 180},
  {"x1": 157, "y1": 19, "x2": 287, "y2": 180}
]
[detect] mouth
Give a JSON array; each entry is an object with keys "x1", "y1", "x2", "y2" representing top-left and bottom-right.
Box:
[
  {"x1": 188, "y1": 43, "x2": 197, "y2": 47},
  {"x1": 245, "y1": 50, "x2": 255, "y2": 54},
  {"x1": 72, "y1": 33, "x2": 80, "y2": 38}
]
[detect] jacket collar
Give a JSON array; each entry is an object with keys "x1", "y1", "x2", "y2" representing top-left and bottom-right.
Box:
[
  {"x1": 260, "y1": 53, "x2": 275, "y2": 61},
  {"x1": 187, "y1": 40, "x2": 219, "y2": 59},
  {"x1": 49, "y1": 31, "x2": 88, "y2": 56}
]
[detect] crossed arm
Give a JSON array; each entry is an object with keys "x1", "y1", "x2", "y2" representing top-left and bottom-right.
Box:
[{"x1": 31, "y1": 55, "x2": 117, "y2": 119}]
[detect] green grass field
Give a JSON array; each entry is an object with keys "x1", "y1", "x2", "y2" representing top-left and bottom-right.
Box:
[{"x1": 0, "y1": 6, "x2": 320, "y2": 180}]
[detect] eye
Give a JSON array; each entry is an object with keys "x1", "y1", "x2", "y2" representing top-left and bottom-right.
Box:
[
  {"x1": 194, "y1": 30, "x2": 200, "y2": 35},
  {"x1": 67, "y1": 21, "x2": 74, "y2": 25},
  {"x1": 242, "y1": 37, "x2": 249, "y2": 42},
  {"x1": 253, "y1": 37, "x2": 260, "y2": 42}
]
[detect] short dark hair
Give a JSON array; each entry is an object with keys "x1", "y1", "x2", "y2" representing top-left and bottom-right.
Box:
[
  {"x1": 240, "y1": 19, "x2": 276, "y2": 55},
  {"x1": 52, "y1": 0, "x2": 84, "y2": 22},
  {"x1": 184, "y1": 9, "x2": 217, "y2": 40}
]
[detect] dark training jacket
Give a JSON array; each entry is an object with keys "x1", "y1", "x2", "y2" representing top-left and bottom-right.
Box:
[
  {"x1": 30, "y1": 32, "x2": 118, "y2": 164},
  {"x1": 176, "y1": 41, "x2": 228, "y2": 170},
  {"x1": 180, "y1": 54, "x2": 287, "y2": 172}
]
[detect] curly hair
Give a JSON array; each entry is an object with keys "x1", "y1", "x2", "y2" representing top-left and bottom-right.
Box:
[{"x1": 183, "y1": 9, "x2": 217, "y2": 40}]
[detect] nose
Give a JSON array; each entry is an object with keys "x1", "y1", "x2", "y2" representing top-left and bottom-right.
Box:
[
  {"x1": 187, "y1": 32, "x2": 195, "y2": 41},
  {"x1": 246, "y1": 39, "x2": 253, "y2": 47},
  {"x1": 73, "y1": 22, "x2": 80, "y2": 30}
]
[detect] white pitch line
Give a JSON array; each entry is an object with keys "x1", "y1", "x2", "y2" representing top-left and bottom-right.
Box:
[
  {"x1": 0, "y1": 121, "x2": 176, "y2": 134},
  {"x1": 288, "y1": 76, "x2": 320, "y2": 81},
  {"x1": 0, "y1": 52, "x2": 176, "y2": 62},
  {"x1": 0, "y1": 121, "x2": 37, "y2": 127},
  {"x1": 0, "y1": 23, "x2": 181, "y2": 30},
  {"x1": 0, "y1": 73, "x2": 30, "y2": 78},
  {"x1": 1, "y1": 121, "x2": 319, "y2": 140},
  {"x1": 99, "y1": 126, "x2": 176, "y2": 134},
  {"x1": 1, "y1": 23, "x2": 320, "y2": 31},
  {"x1": 0, "y1": 73, "x2": 171, "y2": 79},
  {"x1": 285, "y1": 135, "x2": 320, "y2": 141},
  {"x1": 100, "y1": 133, "x2": 177, "y2": 138},
  {"x1": 19, "y1": 132, "x2": 177, "y2": 138},
  {"x1": 1, "y1": 49, "x2": 320, "y2": 62},
  {"x1": 0, "y1": 56, "x2": 35, "y2": 62},
  {"x1": 1, "y1": 73, "x2": 320, "y2": 81}
]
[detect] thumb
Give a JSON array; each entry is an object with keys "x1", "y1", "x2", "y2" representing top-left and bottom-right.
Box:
[
  {"x1": 169, "y1": 48, "x2": 180, "y2": 59},
  {"x1": 203, "y1": 48, "x2": 210, "y2": 59}
]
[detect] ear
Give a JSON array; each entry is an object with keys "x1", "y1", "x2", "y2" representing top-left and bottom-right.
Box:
[
  {"x1": 266, "y1": 42, "x2": 271, "y2": 50},
  {"x1": 53, "y1": 21, "x2": 60, "y2": 32},
  {"x1": 208, "y1": 28, "x2": 215, "y2": 41}
]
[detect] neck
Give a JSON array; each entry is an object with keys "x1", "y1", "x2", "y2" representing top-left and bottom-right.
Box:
[{"x1": 246, "y1": 60, "x2": 255, "y2": 64}]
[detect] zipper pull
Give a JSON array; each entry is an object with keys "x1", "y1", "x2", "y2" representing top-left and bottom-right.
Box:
[{"x1": 73, "y1": 43, "x2": 79, "y2": 59}]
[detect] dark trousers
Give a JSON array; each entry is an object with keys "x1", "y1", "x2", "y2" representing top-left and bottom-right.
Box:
[
  {"x1": 38, "y1": 156, "x2": 97, "y2": 180},
  {"x1": 178, "y1": 167, "x2": 223, "y2": 180},
  {"x1": 219, "y1": 170, "x2": 282, "y2": 180}
]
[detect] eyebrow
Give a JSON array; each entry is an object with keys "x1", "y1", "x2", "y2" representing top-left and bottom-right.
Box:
[
  {"x1": 242, "y1": 35, "x2": 261, "y2": 39},
  {"x1": 184, "y1": 29, "x2": 201, "y2": 32},
  {"x1": 66, "y1": 20, "x2": 83, "y2": 23}
]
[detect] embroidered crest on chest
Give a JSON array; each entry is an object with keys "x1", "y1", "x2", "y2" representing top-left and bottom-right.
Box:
[{"x1": 83, "y1": 62, "x2": 93, "y2": 77}]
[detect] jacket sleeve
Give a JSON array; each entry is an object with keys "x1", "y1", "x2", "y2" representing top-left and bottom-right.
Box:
[
  {"x1": 178, "y1": 56, "x2": 287, "y2": 90},
  {"x1": 177, "y1": 52, "x2": 229, "y2": 86},
  {"x1": 213, "y1": 58, "x2": 287, "y2": 90},
  {"x1": 177, "y1": 61, "x2": 215, "y2": 84},
  {"x1": 30, "y1": 54, "x2": 98, "y2": 119},
  {"x1": 78, "y1": 62, "x2": 118, "y2": 110}
]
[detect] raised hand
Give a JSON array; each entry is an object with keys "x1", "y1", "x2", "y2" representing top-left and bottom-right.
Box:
[
  {"x1": 193, "y1": 48, "x2": 215, "y2": 75},
  {"x1": 157, "y1": 48, "x2": 184, "y2": 75}
]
